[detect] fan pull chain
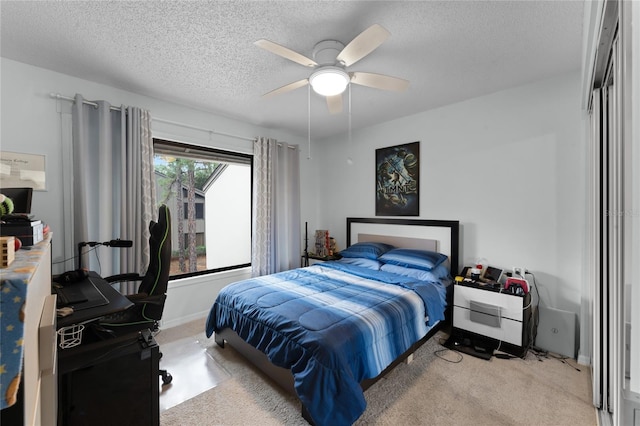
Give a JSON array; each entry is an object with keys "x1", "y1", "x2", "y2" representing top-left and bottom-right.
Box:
[
  {"x1": 307, "y1": 84, "x2": 311, "y2": 160},
  {"x1": 347, "y1": 83, "x2": 353, "y2": 165}
]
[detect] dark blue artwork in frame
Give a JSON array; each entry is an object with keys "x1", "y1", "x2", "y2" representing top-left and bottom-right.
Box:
[{"x1": 375, "y1": 141, "x2": 420, "y2": 216}]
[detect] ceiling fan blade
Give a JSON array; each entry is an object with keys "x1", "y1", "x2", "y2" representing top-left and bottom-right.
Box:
[
  {"x1": 263, "y1": 79, "x2": 309, "y2": 98},
  {"x1": 350, "y1": 72, "x2": 409, "y2": 92},
  {"x1": 336, "y1": 24, "x2": 390, "y2": 67},
  {"x1": 255, "y1": 39, "x2": 318, "y2": 68},
  {"x1": 326, "y1": 94, "x2": 343, "y2": 114}
]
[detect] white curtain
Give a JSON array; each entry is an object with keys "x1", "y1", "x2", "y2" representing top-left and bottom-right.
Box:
[
  {"x1": 252, "y1": 137, "x2": 301, "y2": 276},
  {"x1": 72, "y1": 94, "x2": 157, "y2": 293}
]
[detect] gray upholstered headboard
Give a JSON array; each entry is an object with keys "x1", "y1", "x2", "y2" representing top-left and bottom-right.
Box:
[
  {"x1": 357, "y1": 234, "x2": 437, "y2": 252},
  {"x1": 346, "y1": 218, "x2": 460, "y2": 274}
]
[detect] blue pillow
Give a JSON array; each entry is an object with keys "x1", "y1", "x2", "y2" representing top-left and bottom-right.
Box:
[
  {"x1": 338, "y1": 242, "x2": 395, "y2": 260},
  {"x1": 380, "y1": 262, "x2": 451, "y2": 306},
  {"x1": 380, "y1": 260, "x2": 451, "y2": 282},
  {"x1": 379, "y1": 248, "x2": 448, "y2": 271},
  {"x1": 335, "y1": 257, "x2": 382, "y2": 270}
]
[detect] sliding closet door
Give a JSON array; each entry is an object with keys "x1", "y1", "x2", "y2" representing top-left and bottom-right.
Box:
[
  {"x1": 590, "y1": 86, "x2": 604, "y2": 410},
  {"x1": 607, "y1": 37, "x2": 623, "y2": 423},
  {"x1": 588, "y1": 1, "x2": 640, "y2": 424},
  {"x1": 590, "y1": 29, "x2": 625, "y2": 426}
]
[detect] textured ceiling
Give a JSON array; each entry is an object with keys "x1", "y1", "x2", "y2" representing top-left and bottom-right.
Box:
[{"x1": 0, "y1": 1, "x2": 585, "y2": 140}]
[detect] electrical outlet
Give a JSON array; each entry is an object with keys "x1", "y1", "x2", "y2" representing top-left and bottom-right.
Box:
[{"x1": 513, "y1": 267, "x2": 526, "y2": 278}]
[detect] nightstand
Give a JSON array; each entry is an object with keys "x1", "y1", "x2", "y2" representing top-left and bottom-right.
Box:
[
  {"x1": 453, "y1": 280, "x2": 532, "y2": 357},
  {"x1": 301, "y1": 253, "x2": 341, "y2": 267}
]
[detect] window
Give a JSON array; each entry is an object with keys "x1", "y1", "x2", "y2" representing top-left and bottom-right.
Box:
[
  {"x1": 153, "y1": 139, "x2": 252, "y2": 278},
  {"x1": 183, "y1": 202, "x2": 204, "y2": 219}
]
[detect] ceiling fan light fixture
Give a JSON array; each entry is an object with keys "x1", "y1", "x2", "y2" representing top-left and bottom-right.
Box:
[{"x1": 309, "y1": 67, "x2": 350, "y2": 96}]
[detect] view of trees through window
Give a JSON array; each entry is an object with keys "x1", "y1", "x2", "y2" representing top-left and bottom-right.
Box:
[{"x1": 153, "y1": 139, "x2": 252, "y2": 278}]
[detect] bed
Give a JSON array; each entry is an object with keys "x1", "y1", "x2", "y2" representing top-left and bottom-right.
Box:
[{"x1": 205, "y1": 218, "x2": 459, "y2": 425}]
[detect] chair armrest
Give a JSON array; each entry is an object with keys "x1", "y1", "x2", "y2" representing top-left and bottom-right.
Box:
[
  {"x1": 127, "y1": 294, "x2": 166, "y2": 306},
  {"x1": 125, "y1": 292, "x2": 149, "y2": 302},
  {"x1": 104, "y1": 273, "x2": 143, "y2": 284}
]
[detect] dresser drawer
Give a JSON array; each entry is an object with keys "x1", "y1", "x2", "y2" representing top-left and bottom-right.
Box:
[
  {"x1": 453, "y1": 284, "x2": 525, "y2": 322},
  {"x1": 453, "y1": 305, "x2": 523, "y2": 346}
]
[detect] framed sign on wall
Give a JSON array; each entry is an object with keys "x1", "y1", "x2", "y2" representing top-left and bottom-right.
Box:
[
  {"x1": 0, "y1": 151, "x2": 46, "y2": 190},
  {"x1": 375, "y1": 141, "x2": 419, "y2": 216}
]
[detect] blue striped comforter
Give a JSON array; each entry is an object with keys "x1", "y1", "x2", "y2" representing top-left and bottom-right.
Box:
[{"x1": 205, "y1": 262, "x2": 449, "y2": 425}]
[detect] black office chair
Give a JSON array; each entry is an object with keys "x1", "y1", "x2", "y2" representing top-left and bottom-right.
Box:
[{"x1": 98, "y1": 204, "x2": 173, "y2": 384}]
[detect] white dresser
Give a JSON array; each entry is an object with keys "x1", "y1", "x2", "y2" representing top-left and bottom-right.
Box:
[
  {"x1": 0, "y1": 233, "x2": 55, "y2": 425},
  {"x1": 453, "y1": 281, "x2": 532, "y2": 356}
]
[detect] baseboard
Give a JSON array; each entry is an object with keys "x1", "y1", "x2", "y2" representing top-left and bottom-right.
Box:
[
  {"x1": 160, "y1": 311, "x2": 208, "y2": 330},
  {"x1": 577, "y1": 354, "x2": 591, "y2": 366}
]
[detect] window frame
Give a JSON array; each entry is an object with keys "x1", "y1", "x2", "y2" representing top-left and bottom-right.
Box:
[{"x1": 153, "y1": 138, "x2": 253, "y2": 280}]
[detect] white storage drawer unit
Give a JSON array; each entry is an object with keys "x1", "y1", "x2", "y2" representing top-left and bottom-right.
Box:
[{"x1": 453, "y1": 283, "x2": 531, "y2": 350}]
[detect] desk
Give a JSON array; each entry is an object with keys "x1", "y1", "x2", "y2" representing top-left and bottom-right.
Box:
[
  {"x1": 57, "y1": 330, "x2": 160, "y2": 425},
  {"x1": 56, "y1": 271, "x2": 133, "y2": 330},
  {"x1": 55, "y1": 276, "x2": 158, "y2": 425}
]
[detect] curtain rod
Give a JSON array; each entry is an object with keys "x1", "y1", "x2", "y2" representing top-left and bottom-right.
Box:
[
  {"x1": 50, "y1": 92, "x2": 123, "y2": 112},
  {"x1": 49, "y1": 92, "x2": 253, "y2": 141},
  {"x1": 50, "y1": 92, "x2": 296, "y2": 149},
  {"x1": 153, "y1": 118, "x2": 296, "y2": 150},
  {"x1": 151, "y1": 116, "x2": 255, "y2": 142}
]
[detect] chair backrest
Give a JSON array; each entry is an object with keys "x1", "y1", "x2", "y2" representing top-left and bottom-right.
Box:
[{"x1": 139, "y1": 204, "x2": 171, "y2": 321}]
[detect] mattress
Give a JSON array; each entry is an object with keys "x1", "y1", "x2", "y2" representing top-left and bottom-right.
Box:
[{"x1": 205, "y1": 261, "x2": 450, "y2": 425}]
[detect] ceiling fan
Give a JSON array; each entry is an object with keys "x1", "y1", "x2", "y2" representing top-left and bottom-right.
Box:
[{"x1": 256, "y1": 24, "x2": 409, "y2": 114}]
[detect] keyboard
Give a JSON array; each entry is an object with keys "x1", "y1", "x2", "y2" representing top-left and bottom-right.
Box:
[{"x1": 55, "y1": 278, "x2": 109, "y2": 311}]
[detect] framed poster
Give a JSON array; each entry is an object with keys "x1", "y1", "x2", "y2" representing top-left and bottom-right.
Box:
[
  {"x1": 375, "y1": 141, "x2": 419, "y2": 216},
  {"x1": 0, "y1": 151, "x2": 46, "y2": 190}
]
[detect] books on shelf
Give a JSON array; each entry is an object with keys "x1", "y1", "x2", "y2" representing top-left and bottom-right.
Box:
[{"x1": 314, "y1": 230, "x2": 330, "y2": 257}]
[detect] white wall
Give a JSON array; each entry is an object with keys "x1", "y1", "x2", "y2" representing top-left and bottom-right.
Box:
[
  {"x1": 0, "y1": 57, "x2": 315, "y2": 327},
  {"x1": 1, "y1": 58, "x2": 588, "y2": 352},
  {"x1": 315, "y1": 72, "x2": 587, "y2": 355}
]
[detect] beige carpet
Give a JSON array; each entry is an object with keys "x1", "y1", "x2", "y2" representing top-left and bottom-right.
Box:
[{"x1": 158, "y1": 319, "x2": 596, "y2": 425}]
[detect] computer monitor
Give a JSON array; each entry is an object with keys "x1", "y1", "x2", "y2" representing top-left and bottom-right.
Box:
[{"x1": 0, "y1": 187, "x2": 33, "y2": 213}]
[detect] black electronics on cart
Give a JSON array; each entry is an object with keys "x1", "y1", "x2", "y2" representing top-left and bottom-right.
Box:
[{"x1": 57, "y1": 329, "x2": 160, "y2": 426}]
